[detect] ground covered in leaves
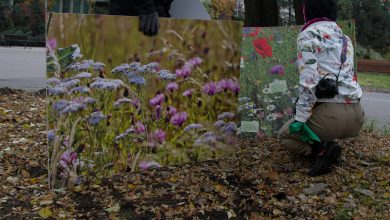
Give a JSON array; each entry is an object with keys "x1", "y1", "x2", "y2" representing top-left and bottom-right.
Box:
[{"x1": 0, "y1": 89, "x2": 389, "y2": 219}]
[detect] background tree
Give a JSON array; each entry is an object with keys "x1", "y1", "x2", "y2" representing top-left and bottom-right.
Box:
[
  {"x1": 293, "y1": 0, "x2": 304, "y2": 25},
  {"x1": 352, "y1": 0, "x2": 390, "y2": 52},
  {"x1": 244, "y1": 0, "x2": 280, "y2": 27}
]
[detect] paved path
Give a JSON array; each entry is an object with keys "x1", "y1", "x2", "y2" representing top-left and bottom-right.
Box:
[{"x1": 361, "y1": 92, "x2": 390, "y2": 129}]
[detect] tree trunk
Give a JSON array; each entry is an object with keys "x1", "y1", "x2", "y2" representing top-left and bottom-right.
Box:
[
  {"x1": 244, "y1": 0, "x2": 279, "y2": 27},
  {"x1": 294, "y1": 0, "x2": 305, "y2": 25}
]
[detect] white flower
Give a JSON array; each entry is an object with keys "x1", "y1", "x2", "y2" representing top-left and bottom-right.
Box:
[
  {"x1": 266, "y1": 113, "x2": 278, "y2": 122},
  {"x1": 263, "y1": 98, "x2": 274, "y2": 103},
  {"x1": 266, "y1": 104, "x2": 276, "y2": 111}
]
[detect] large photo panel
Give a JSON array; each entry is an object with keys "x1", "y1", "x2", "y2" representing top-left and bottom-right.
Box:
[{"x1": 46, "y1": 13, "x2": 242, "y2": 185}]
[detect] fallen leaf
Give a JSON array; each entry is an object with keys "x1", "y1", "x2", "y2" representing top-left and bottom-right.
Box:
[
  {"x1": 105, "y1": 203, "x2": 120, "y2": 213},
  {"x1": 38, "y1": 207, "x2": 53, "y2": 218}
]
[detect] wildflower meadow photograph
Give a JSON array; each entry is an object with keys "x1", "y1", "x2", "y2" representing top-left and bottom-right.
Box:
[
  {"x1": 239, "y1": 20, "x2": 357, "y2": 138},
  {"x1": 46, "y1": 13, "x2": 242, "y2": 188}
]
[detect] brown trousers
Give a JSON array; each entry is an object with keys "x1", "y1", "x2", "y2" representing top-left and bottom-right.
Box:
[{"x1": 278, "y1": 102, "x2": 365, "y2": 156}]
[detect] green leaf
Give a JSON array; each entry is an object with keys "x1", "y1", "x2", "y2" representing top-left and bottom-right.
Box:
[
  {"x1": 300, "y1": 45, "x2": 314, "y2": 53},
  {"x1": 105, "y1": 203, "x2": 121, "y2": 213},
  {"x1": 55, "y1": 44, "x2": 82, "y2": 70},
  {"x1": 305, "y1": 59, "x2": 317, "y2": 65}
]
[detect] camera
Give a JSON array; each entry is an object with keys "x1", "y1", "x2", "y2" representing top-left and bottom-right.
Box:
[{"x1": 315, "y1": 77, "x2": 339, "y2": 99}]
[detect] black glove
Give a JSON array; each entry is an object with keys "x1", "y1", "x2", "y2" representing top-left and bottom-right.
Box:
[{"x1": 139, "y1": 12, "x2": 159, "y2": 37}]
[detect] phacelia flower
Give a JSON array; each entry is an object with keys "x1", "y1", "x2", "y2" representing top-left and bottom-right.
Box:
[
  {"x1": 47, "y1": 77, "x2": 61, "y2": 86},
  {"x1": 59, "y1": 102, "x2": 86, "y2": 115},
  {"x1": 167, "y1": 106, "x2": 177, "y2": 117},
  {"x1": 170, "y1": 112, "x2": 187, "y2": 127},
  {"x1": 112, "y1": 63, "x2": 130, "y2": 74},
  {"x1": 149, "y1": 94, "x2": 164, "y2": 106},
  {"x1": 166, "y1": 82, "x2": 179, "y2": 93},
  {"x1": 90, "y1": 78, "x2": 124, "y2": 90},
  {"x1": 48, "y1": 86, "x2": 67, "y2": 96},
  {"x1": 217, "y1": 112, "x2": 235, "y2": 120},
  {"x1": 184, "y1": 124, "x2": 203, "y2": 132},
  {"x1": 53, "y1": 100, "x2": 70, "y2": 112},
  {"x1": 129, "y1": 62, "x2": 142, "y2": 70},
  {"x1": 48, "y1": 130, "x2": 56, "y2": 142},
  {"x1": 129, "y1": 75, "x2": 146, "y2": 85},
  {"x1": 59, "y1": 79, "x2": 80, "y2": 89},
  {"x1": 221, "y1": 122, "x2": 237, "y2": 135},
  {"x1": 83, "y1": 97, "x2": 96, "y2": 105},
  {"x1": 93, "y1": 62, "x2": 106, "y2": 71},
  {"x1": 88, "y1": 111, "x2": 106, "y2": 126},
  {"x1": 113, "y1": 98, "x2": 133, "y2": 108},
  {"x1": 158, "y1": 70, "x2": 176, "y2": 80},
  {"x1": 214, "y1": 120, "x2": 225, "y2": 128},
  {"x1": 74, "y1": 72, "x2": 92, "y2": 79},
  {"x1": 68, "y1": 86, "x2": 90, "y2": 95}
]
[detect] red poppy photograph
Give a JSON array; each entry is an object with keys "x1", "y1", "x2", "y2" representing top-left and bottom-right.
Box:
[{"x1": 252, "y1": 38, "x2": 273, "y2": 58}]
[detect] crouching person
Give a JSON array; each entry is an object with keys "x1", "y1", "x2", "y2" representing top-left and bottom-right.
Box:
[{"x1": 278, "y1": 0, "x2": 365, "y2": 176}]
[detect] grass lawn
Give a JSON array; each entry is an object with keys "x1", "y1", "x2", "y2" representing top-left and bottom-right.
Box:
[{"x1": 358, "y1": 72, "x2": 390, "y2": 90}]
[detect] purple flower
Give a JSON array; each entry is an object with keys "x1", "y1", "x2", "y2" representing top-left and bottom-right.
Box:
[
  {"x1": 60, "y1": 150, "x2": 77, "y2": 169},
  {"x1": 113, "y1": 98, "x2": 132, "y2": 107},
  {"x1": 47, "y1": 77, "x2": 61, "y2": 86},
  {"x1": 83, "y1": 97, "x2": 96, "y2": 105},
  {"x1": 112, "y1": 63, "x2": 130, "y2": 74},
  {"x1": 53, "y1": 100, "x2": 70, "y2": 112},
  {"x1": 158, "y1": 70, "x2": 176, "y2": 80},
  {"x1": 188, "y1": 57, "x2": 203, "y2": 66},
  {"x1": 166, "y1": 82, "x2": 179, "y2": 93},
  {"x1": 129, "y1": 75, "x2": 146, "y2": 85},
  {"x1": 149, "y1": 94, "x2": 164, "y2": 106},
  {"x1": 90, "y1": 78, "x2": 123, "y2": 90},
  {"x1": 194, "y1": 132, "x2": 217, "y2": 146},
  {"x1": 59, "y1": 102, "x2": 86, "y2": 115},
  {"x1": 270, "y1": 65, "x2": 285, "y2": 75},
  {"x1": 48, "y1": 130, "x2": 56, "y2": 142},
  {"x1": 184, "y1": 124, "x2": 203, "y2": 132},
  {"x1": 202, "y1": 82, "x2": 220, "y2": 96},
  {"x1": 214, "y1": 120, "x2": 226, "y2": 129},
  {"x1": 93, "y1": 62, "x2": 106, "y2": 71},
  {"x1": 217, "y1": 112, "x2": 235, "y2": 120},
  {"x1": 135, "y1": 122, "x2": 146, "y2": 134},
  {"x1": 48, "y1": 86, "x2": 67, "y2": 96},
  {"x1": 183, "y1": 89, "x2": 194, "y2": 97},
  {"x1": 68, "y1": 86, "x2": 90, "y2": 95},
  {"x1": 170, "y1": 112, "x2": 187, "y2": 127},
  {"x1": 129, "y1": 62, "x2": 142, "y2": 70},
  {"x1": 221, "y1": 122, "x2": 238, "y2": 135},
  {"x1": 144, "y1": 62, "x2": 160, "y2": 72},
  {"x1": 167, "y1": 106, "x2": 177, "y2": 116},
  {"x1": 154, "y1": 129, "x2": 166, "y2": 144},
  {"x1": 59, "y1": 79, "x2": 80, "y2": 89},
  {"x1": 88, "y1": 111, "x2": 106, "y2": 125},
  {"x1": 74, "y1": 72, "x2": 92, "y2": 79},
  {"x1": 139, "y1": 160, "x2": 161, "y2": 170},
  {"x1": 126, "y1": 71, "x2": 137, "y2": 78},
  {"x1": 47, "y1": 38, "x2": 57, "y2": 50},
  {"x1": 218, "y1": 79, "x2": 240, "y2": 95},
  {"x1": 175, "y1": 64, "x2": 192, "y2": 78}
]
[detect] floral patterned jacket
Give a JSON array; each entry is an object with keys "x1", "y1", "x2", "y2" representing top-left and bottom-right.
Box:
[{"x1": 295, "y1": 21, "x2": 363, "y2": 123}]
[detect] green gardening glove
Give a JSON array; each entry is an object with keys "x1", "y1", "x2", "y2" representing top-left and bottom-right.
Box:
[{"x1": 289, "y1": 121, "x2": 321, "y2": 144}]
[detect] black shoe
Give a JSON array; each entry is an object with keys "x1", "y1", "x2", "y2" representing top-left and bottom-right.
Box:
[
  {"x1": 309, "y1": 143, "x2": 342, "y2": 177},
  {"x1": 326, "y1": 141, "x2": 342, "y2": 165}
]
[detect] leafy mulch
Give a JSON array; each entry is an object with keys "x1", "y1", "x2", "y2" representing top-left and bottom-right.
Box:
[{"x1": 0, "y1": 89, "x2": 389, "y2": 219}]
